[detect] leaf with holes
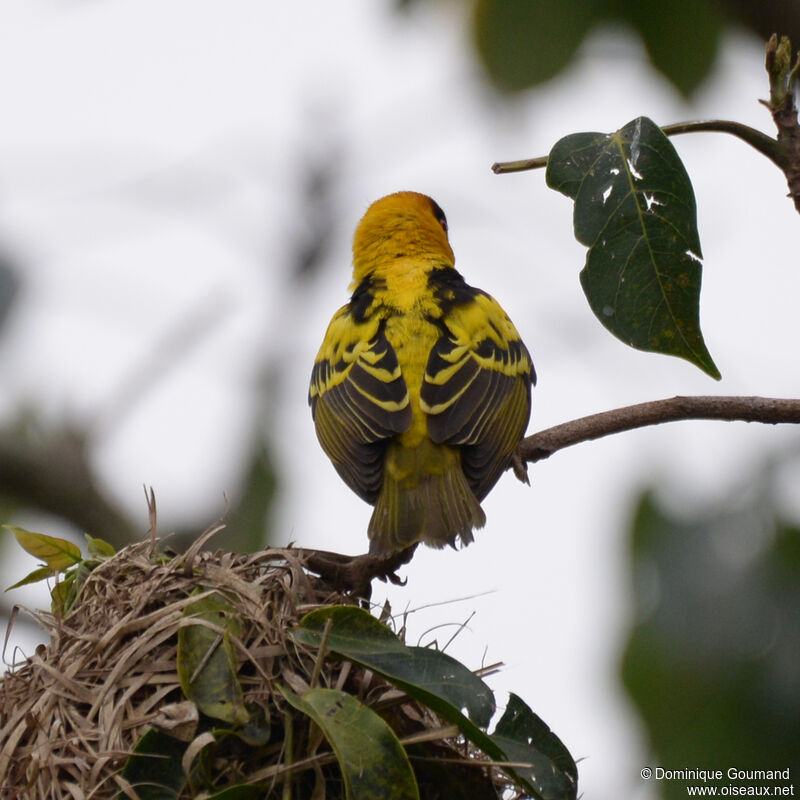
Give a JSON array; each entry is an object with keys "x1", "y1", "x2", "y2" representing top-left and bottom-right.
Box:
[
  {"x1": 546, "y1": 116, "x2": 720, "y2": 379},
  {"x1": 491, "y1": 693, "x2": 578, "y2": 800}
]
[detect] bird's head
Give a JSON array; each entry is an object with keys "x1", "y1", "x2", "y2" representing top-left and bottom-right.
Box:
[{"x1": 351, "y1": 191, "x2": 455, "y2": 282}]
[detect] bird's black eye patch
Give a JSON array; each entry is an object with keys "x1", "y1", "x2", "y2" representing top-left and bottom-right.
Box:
[{"x1": 428, "y1": 198, "x2": 448, "y2": 233}]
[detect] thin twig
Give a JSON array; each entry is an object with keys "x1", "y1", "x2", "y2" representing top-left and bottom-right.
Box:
[
  {"x1": 309, "y1": 617, "x2": 333, "y2": 690},
  {"x1": 282, "y1": 708, "x2": 294, "y2": 800},
  {"x1": 491, "y1": 119, "x2": 785, "y2": 174},
  {"x1": 144, "y1": 485, "x2": 157, "y2": 553},
  {"x1": 491, "y1": 155, "x2": 549, "y2": 174},
  {"x1": 398, "y1": 725, "x2": 461, "y2": 746},
  {"x1": 661, "y1": 119, "x2": 786, "y2": 168},
  {"x1": 516, "y1": 395, "x2": 800, "y2": 465},
  {"x1": 442, "y1": 611, "x2": 476, "y2": 653},
  {"x1": 408, "y1": 753, "x2": 536, "y2": 769}
]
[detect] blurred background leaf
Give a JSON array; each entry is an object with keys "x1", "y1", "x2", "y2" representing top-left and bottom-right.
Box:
[
  {"x1": 623, "y1": 0, "x2": 722, "y2": 98},
  {"x1": 471, "y1": 0, "x2": 800, "y2": 98},
  {"x1": 473, "y1": 0, "x2": 602, "y2": 91},
  {"x1": 0, "y1": 252, "x2": 18, "y2": 336},
  {"x1": 622, "y1": 469, "x2": 800, "y2": 796}
]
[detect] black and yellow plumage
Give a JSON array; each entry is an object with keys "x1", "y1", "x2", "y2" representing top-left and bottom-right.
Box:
[{"x1": 309, "y1": 191, "x2": 535, "y2": 556}]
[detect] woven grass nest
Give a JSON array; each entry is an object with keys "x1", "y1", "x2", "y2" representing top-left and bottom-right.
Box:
[{"x1": 0, "y1": 527, "x2": 525, "y2": 800}]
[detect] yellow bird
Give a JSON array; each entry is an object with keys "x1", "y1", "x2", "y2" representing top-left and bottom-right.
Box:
[{"x1": 309, "y1": 191, "x2": 535, "y2": 557}]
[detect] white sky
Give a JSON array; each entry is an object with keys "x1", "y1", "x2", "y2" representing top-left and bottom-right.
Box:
[{"x1": 1, "y1": 3, "x2": 798, "y2": 799}]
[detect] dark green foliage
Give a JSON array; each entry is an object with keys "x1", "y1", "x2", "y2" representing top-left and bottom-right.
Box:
[
  {"x1": 473, "y1": 0, "x2": 600, "y2": 91},
  {"x1": 118, "y1": 729, "x2": 188, "y2": 800},
  {"x1": 547, "y1": 117, "x2": 719, "y2": 378},
  {"x1": 622, "y1": 487, "x2": 800, "y2": 798},
  {"x1": 291, "y1": 606, "x2": 578, "y2": 800},
  {"x1": 472, "y1": 0, "x2": 723, "y2": 98}
]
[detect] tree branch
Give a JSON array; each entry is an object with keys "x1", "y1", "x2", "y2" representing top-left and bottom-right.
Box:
[
  {"x1": 516, "y1": 395, "x2": 800, "y2": 465},
  {"x1": 0, "y1": 423, "x2": 139, "y2": 543}
]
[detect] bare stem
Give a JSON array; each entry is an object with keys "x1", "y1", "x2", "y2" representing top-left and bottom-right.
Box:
[
  {"x1": 661, "y1": 119, "x2": 787, "y2": 168},
  {"x1": 491, "y1": 155, "x2": 549, "y2": 174},
  {"x1": 492, "y1": 119, "x2": 786, "y2": 174},
  {"x1": 516, "y1": 395, "x2": 800, "y2": 465}
]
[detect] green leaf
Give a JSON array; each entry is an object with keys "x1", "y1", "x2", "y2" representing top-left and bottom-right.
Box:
[
  {"x1": 546, "y1": 116, "x2": 720, "y2": 379},
  {"x1": 281, "y1": 686, "x2": 420, "y2": 800},
  {"x1": 291, "y1": 605, "x2": 495, "y2": 727},
  {"x1": 5, "y1": 525, "x2": 82, "y2": 571},
  {"x1": 85, "y1": 533, "x2": 116, "y2": 558},
  {"x1": 472, "y1": 0, "x2": 600, "y2": 92},
  {"x1": 625, "y1": 0, "x2": 721, "y2": 98},
  {"x1": 491, "y1": 694, "x2": 577, "y2": 800},
  {"x1": 233, "y1": 703, "x2": 272, "y2": 747},
  {"x1": 291, "y1": 606, "x2": 577, "y2": 799},
  {"x1": 50, "y1": 562, "x2": 95, "y2": 615},
  {"x1": 117, "y1": 728, "x2": 187, "y2": 800},
  {"x1": 6, "y1": 565, "x2": 55, "y2": 591},
  {"x1": 177, "y1": 591, "x2": 249, "y2": 725},
  {"x1": 50, "y1": 571, "x2": 77, "y2": 615}
]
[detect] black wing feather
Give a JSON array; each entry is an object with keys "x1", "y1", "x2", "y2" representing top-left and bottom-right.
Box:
[
  {"x1": 310, "y1": 305, "x2": 411, "y2": 503},
  {"x1": 420, "y1": 290, "x2": 533, "y2": 501}
]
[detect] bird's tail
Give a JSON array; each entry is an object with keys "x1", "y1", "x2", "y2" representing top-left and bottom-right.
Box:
[{"x1": 368, "y1": 440, "x2": 485, "y2": 557}]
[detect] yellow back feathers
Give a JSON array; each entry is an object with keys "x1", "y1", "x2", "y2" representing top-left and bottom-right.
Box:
[{"x1": 309, "y1": 191, "x2": 535, "y2": 557}]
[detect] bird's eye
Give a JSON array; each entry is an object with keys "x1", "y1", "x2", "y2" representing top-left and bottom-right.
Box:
[{"x1": 429, "y1": 199, "x2": 448, "y2": 233}]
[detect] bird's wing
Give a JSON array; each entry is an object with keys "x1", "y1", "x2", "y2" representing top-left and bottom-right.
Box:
[
  {"x1": 420, "y1": 291, "x2": 534, "y2": 500},
  {"x1": 309, "y1": 305, "x2": 412, "y2": 503}
]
